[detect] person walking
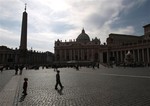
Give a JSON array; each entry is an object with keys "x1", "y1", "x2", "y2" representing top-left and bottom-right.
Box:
[
  {"x1": 15, "y1": 65, "x2": 18, "y2": 75},
  {"x1": 55, "y1": 70, "x2": 64, "y2": 90},
  {"x1": 19, "y1": 65, "x2": 24, "y2": 75}
]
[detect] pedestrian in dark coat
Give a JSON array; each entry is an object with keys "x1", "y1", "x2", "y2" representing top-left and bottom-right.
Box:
[
  {"x1": 55, "y1": 70, "x2": 63, "y2": 90},
  {"x1": 22, "y1": 78, "x2": 28, "y2": 95},
  {"x1": 19, "y1": 65, "x2": 24, "y2": 75},
  {"x1": 15, "y1": 65, "x2": 18, "y2": 75}
]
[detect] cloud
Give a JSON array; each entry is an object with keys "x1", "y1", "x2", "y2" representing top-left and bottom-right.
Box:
[
  {"x1": 0, "y1": 0, "x2": 23, "y2": 20},
  {"x1": 0, "y1": 0, "x2": 149, "y2": 52},
  {"x1": 111, "y1": 26, "x2": 135, "y2": 35},
  {"x1": 0, "y1": 28, "x2": 20, "y2": 48},
  {"x1": 50, "y1": 21, "x2": 76, "y2": 34},
  {"x1": 122, "y1": 0, "x2": 148, "y2": 10}
]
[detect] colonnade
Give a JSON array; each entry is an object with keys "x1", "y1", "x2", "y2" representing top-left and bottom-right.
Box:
[
  {"x1": 0, "y1": 53, "x2": 16, "y2": 64},
  {"x1": 105, "y1": 48, "x2": 150, "y2": 65},
  {"x1": 56, "y1": 48, "x2": 99, "y2": 62},
  {"x1": 0, "y1": 51, "x2": 49, "y2": 65}
]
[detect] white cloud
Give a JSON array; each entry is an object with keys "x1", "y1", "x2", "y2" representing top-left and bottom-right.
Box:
[
  {"x1": 112, "y1": 26, "x2": 135, "y2": 34},
  {"x1": 0, "y1": 28, "x2": 20, "y2": 48},
  {"x1": 0, "y1": 0, "x2": 148, "y2": 52}
]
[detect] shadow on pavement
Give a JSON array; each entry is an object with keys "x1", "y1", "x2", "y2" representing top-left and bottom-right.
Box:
[
  {"x1": 19, "y1": 94, "x2": 27, "y2": 102},
  {"x1": 57, "y1": 88, "x2": 64, "y2": 95}
]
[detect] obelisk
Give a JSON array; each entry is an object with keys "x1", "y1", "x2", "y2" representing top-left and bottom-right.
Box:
[{"x1": 19, "y1": 4, "x2": 28, "y2": 64}]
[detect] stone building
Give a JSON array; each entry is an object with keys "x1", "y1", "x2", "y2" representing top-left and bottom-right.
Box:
[
  {"x1": 0, "y1": 5, "x2": 54, "y2": 68},
  {"x1": 105, "y1": 24, "x2": 150, "y2": 66},
  {"x1": 0, "y1": 46, "x2": 54, "y2": 68},
  {"x1": 54, "y1": 24, "x2": 150, "y2": 66},
  {"x1": 0, "y1": 46, "x2": 16, "y2": 68},
  {"x1": 54, "y1": 29, "x2": 102, "y2": 65}
]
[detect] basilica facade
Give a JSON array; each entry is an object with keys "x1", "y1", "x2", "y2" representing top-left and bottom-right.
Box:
[{"x1": 54, "y1": 29, "x2": 102, "y2": 64}]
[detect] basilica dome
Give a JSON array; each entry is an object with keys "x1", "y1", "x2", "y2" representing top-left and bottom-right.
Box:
[{"x1": 76, "y1": 29, "x2": 90, "y2": 42}]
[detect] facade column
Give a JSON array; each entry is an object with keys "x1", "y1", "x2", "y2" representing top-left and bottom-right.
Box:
[
  {"x1": 81, "y1": 49, "x2": 83, "y2": 61},
  {"x1": 98, "y1": 50, "x2": 100, "y2": 62},
  {"x1": 147, "y1": 48, "x2": 150, "y2": 63},
  {"x1": 99, "y1": 52, "x2": 102, "y2": 63},
  {"x1": 78, "y1": 49, "x2": 80, "y2": 61},
  {"x1": 92, "y1": 49, "x2": 94, "y2": 61},
  {"x1": 142, "y1": 49, "x2": 144, "y2": 62},
  {"x1": 107, "y1": 51, "x2": 109, "y2": 63},
  {"x1": 72, "y1": 49, "x2": 74, "y2": 60},
  {"x1": 59, "y1": 50, "x2": 62, "y2": 61},
  {"x1": 83, "y1": 49, "x2": 85, "y2": 61},
  {"x1": 74, "y1": 49, "x2": 76, "y2": 60},
  {"x1": 138, "y1": 49, "x2": 140, "y2": 62},
  {"x1": 87, "y1": 49, "x2": 89, "y2": 61},
  {"x1": 123, "y1": 51, "x2": 125, "y2": 62},
  {"x1": 134, "y1": 49, "x2": 136, "y2": 62},
  {"x1": 64, "y1": 49, "x2": 66, "y2": 61},
  {"x1": 0, "y1": 54, "x2": 1, "y2": 64},
  {"x1": 5, "y1": 54, "x2": 8, "y2": 64},
  {"x1": 78, "y1": 49, "x2": 79, "y2": 60},
  {"x1": 120, "y1": 51, "x2": 123, "y2": 62},
  {"x1": 112, "y1": 51, "x2": 114, "y2": 58},
  {"x1": 89, "y1": 49, "x2": 91, "y2": 61},
  {"x1": 116, "y1": 51, "x2": 118, "y2": 63},
  {"x1": 144, "y1": 48, "x2": 147, "y2": 64},
  {"x1": 112, "y1": 51, "x2": 115, "y2": 62},
  {"x1": 1, "y1": 54, "x2": 4, "y2": 63},
  {"x1": 134, "y1": 49, "x2": 137, "y2": 62},
  {"x1": 70, "y1": 49, "x2": 72, "y2": 61}
]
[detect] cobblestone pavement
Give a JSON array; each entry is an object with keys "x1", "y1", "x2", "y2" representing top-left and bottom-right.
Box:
[
  {"x1": 15, "y1": 66, "x2": 150, "y2": 106},
  {"x1": 0, "y1": 75, "x2": 20, "y2": 106},
  {"x1": 0, "y1": 70, "x2": 14, "y2": 92}
]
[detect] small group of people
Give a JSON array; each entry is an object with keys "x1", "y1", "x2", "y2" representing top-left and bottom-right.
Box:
[{"x1": 15, "y1": 64, "x2": 24, "y2": 75}]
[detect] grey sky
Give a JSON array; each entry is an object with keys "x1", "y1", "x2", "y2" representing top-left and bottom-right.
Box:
[{"x1": 0, "y1": 0, "x2": 150, "y2": 53}]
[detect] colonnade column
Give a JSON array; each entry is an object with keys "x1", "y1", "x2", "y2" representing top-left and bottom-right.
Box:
[
  {"x1": 69, "y1": 50, "x2": 71, "y2": 61},
  {"x1": 116, "y1": 51, "x2": 118, "y2": 63},
  {"x1": 107, "y1": 51, "x2": 109, "y2": 63},
  {"x1": 147, "y1": 48, "x2": 150, "y2": 63},
  {"x1": 133, "y1": 50, "x2": 136, "y2": 62},
  {"x1": 64, "y1": 49, "x2": 66, "y2": 61},
  {"x1": 59, "y1": 50, "x2": 62, "y2": 61},
  {"x1": 138, "y1": 49, "x2": 140, "y2": 62},
  {"x1": 77, "y1": 49, "x2": 79, "y2": 60},
  {"x1": 120, "y1": 51, "x2": 123, "y2": 62},
  {"x1": 2, "y1": 54, "x2": 4, "y2": 63},
  {"x1": 75, "y1": 49, "x2": 76, "y2": 60},
  {"x1": 92, "y1": 49, "x2": 94, "y2": 61},
  {"x1": 142, "y1": 49, "x2": 144, "y2": 62},
  {"x1": 87, "y1": 49, "x2": 89, "y2": 61},
  {"x1": 122, "y1": 51, "x2": 125, "y2": 62}
]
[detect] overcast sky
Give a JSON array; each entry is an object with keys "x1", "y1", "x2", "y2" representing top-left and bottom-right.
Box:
[{"x1": 0, "y1": 0, "x2": 150, "y2": 53}]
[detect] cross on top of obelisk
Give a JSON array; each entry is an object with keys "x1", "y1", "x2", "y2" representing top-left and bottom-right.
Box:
[{"x1": 25, "y1": 3, "x2": 27, "y2": 11}]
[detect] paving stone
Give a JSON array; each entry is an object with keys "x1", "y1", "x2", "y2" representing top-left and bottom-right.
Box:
[
  {"x1": 0, "y1": 75, "x2": 21, "y2": 106},
  {"x1": 0, "y1": 70, "x2": 14, "y2": 92}
]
